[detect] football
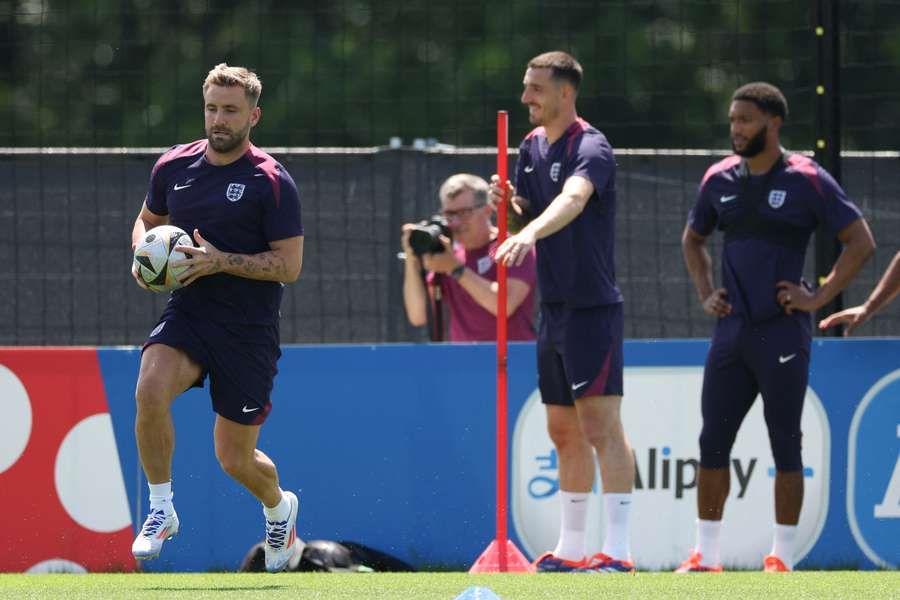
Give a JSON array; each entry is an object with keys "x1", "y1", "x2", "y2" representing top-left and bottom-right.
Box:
[{"x1": 133, "y1": 225, "x2": 193, "y2": 292}]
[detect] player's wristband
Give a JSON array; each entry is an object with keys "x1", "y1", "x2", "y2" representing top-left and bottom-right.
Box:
[{"x1": 450, "y1": 265, "x2": 466, "y2": 280}]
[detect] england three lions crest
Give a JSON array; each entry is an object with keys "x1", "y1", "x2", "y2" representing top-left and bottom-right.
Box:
[
  {"x1": 550, "y1": 162, "x2": 562, "y2": 183},
  {"x1": 226, "y1": 183, "x2": 246, "y2": 202},
  {"x1": 768, "y1": 189, "x2": 787, "y2": 209}
]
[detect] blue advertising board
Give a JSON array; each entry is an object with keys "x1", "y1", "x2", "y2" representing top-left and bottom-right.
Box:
[{"x1": 91, "y1": 339, "x2": 900, "y2": 571}]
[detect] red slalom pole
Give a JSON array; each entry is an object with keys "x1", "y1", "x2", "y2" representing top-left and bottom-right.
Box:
[
  {"x1": 468, "y1": 110, "x2": 534, "y2": 574},
  {"x1": 495, "y1": 110, "x2": 510, "y2": 556}
]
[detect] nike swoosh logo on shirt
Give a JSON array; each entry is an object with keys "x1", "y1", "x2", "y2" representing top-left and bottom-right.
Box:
[
  {"x1": 720, "y1": 194, "x2": 737, "y2": 203},
  {"x1": 524, "y1": 165, "x2": 535, "y2": 173},
  {"x1": 779, "y1": 354, "x2": 797, "y2": 364},
  {"x1": 174, "y1": 183, "x2": 192, "y2": 190}
]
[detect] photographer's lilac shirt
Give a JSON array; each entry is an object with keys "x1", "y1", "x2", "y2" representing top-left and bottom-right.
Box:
[
  {"x1": 514, "y1": 118, "x2": 623, "y2": 307},
  {"x1": 428, "y1": 239, "x2": 536, "y2": 342},
  {"x1": 145, "y1": 140, "x2": 303, "y2": 326},
  {"x1": 688, "y1": 152, "x2": 861, "y2": 322}
]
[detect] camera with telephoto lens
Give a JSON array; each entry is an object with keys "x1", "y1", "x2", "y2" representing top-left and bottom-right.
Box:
[{"x1": 408, "y1": 215, "x2": 451, "y2": 256}]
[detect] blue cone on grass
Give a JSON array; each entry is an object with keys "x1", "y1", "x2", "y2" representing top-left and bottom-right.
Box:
[{"x1": 454, "y1": 586, "x2": 501, "y2": 600}]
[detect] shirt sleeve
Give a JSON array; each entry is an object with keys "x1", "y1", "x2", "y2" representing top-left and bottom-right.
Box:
[
  {"x1": 817, "y1": 167, "x2": 863, "y2": 235},
  {"x1": 687, "y1": 180, "x2": 718, "y2": 236},
  {"x1": 145, "y1": 153, "x2": 171, "y2": 216},
  {"x1": 513, "y1": 139, "x2": 531, "y2": 213},
  {"x1": 568, "y1": 134, "x2": 615, "y2": 197},
  {"x1": 262, "y1": 166, "x2": 304, "y2": 242}
]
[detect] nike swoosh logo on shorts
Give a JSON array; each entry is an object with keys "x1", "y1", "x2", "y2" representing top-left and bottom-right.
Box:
[
  {"x1": 720, "y1": 194, "x2": 737, "y2": 203},
  {"x1": 571, "y1": 380, "x2": 589, "y2": 391},
  {"x1": 174, "y1": 183, "x2": 192, "y2": 190},
  {"x1": 779, "y1": 353, "x2": 797, "y2": 364},
  {"x1": 524, "y1": 165, "x2": 535, "y2": 173},
  {"x1": 242, "y1": 405, "x2": 260, "y2": 413}
]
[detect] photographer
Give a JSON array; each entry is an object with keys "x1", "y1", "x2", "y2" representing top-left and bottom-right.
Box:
[{"x1": 401, "y1": 173, "x2": 536, "y2": 341}]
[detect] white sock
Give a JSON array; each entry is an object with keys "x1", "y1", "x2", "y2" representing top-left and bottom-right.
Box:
[
  {"x1": 552, "y1": 491, "x2": 589, "y2": 561},
  {"x1": 770, "y1": 523, "x2": 797, "y2": 568},
  {"x1": 696, "y1": 519, "x2": 722, "y2": 566},
  {"x1": 148, "y1": 481, "x2": 173, "y2": 513},
  {"x1": 600, "y1": 493, "x2": 632, "y2": 561},
  {"x1": 263, "y1": 490, "x2": 290, "y2": 521}
]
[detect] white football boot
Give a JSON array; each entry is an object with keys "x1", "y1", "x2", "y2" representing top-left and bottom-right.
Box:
[
  {"x1": 264, "y1": 491, "x2": 299, "y2": 573},
  {"x1": 132, "y1": 507, "x2": 180, "y2": 560}
]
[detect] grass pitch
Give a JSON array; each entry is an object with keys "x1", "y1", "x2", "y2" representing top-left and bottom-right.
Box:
[{"x1": 0, "y1": 571, "x2": 897, "y2": 600}]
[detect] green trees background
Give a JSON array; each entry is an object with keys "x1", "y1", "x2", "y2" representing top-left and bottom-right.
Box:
[{"x1": 2, "y1": 0, "x2": 897, "y2": 150}]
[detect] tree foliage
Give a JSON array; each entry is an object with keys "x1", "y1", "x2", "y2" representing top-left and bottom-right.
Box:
[{"x1": 1, "y1": 0, "x2": 897, "y2": 149}]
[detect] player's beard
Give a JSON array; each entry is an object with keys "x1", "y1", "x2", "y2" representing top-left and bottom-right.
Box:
[
  {"x1": 732, "y1": 125, "x2": 767, "y2": 157},
  {"x1": 207, "y1": 120, "x2": 251, "y2": 153}
]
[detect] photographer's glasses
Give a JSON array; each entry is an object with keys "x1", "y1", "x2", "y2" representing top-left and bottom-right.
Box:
[{"x1": 441, "y1": 203, "x2": 485, "y2": 221}]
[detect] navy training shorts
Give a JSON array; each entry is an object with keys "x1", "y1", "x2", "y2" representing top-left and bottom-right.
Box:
[
  {"x1": 537, "y1": 302, "x2": 624, "y2": 406},
  {"x1": 143, "y1": 305, "x2": 281, "y2": 425}
]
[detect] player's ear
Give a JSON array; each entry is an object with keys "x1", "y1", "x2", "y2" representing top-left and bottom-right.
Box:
[
  {"x1": 770, "y1": 114, "x2": 783, "y2": 133},
  {"x1": 250, "y1": 105, "x2": 261, "y2": 127}
]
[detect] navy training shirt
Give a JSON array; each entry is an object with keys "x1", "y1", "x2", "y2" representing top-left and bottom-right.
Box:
[
  {"x1": 145, "y1": 140, "x2": 304, "y2": 326},
  {"x1": 688, "y1": 152, "x2": 862, "y2": 322},
  {"x1": 514, "y1": 118, "x2": 623, "y2": 307}
]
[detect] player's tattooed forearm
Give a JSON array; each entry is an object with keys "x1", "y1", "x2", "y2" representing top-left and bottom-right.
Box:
[
  {"x1": 258, "y1": 252, "x2": 288, "y2": 276},
  {"x1": 225, "y1": 252, "x2": 287, "y2": 279}
]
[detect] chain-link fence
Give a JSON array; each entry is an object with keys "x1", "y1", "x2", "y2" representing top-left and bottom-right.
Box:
[{"x1": 1, "y1": 146, "x2": 897, "y2": 344}]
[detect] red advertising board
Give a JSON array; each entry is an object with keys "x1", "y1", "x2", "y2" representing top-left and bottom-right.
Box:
[{"x1": 0, "y1": 348, "x2": 135, "y2": 572}]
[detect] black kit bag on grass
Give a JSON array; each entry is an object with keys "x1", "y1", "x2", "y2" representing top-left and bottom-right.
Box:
[{"x1": 239, "y1": 538, "x2": 415, "y2": 573}]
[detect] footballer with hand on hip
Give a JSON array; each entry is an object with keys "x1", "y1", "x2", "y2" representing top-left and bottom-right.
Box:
[{"x1": 678, "y1": 82, "x2": 874, "y2": 573}]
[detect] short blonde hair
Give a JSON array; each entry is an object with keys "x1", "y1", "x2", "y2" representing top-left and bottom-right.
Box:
[
  {"x1": 439, "y1": 173, "x2": 489, "y2": 206},
  {"x1": 203, "y1": 63, "x2": 262, "y2": 107}
]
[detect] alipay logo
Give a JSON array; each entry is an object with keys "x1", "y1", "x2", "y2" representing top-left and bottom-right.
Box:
[
  {"x1": 524, "y1": 445, "x2": 757, "y2": 501},
  {"x1": 847, "y1": 369, "x2": 900, "y2": 568}
]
